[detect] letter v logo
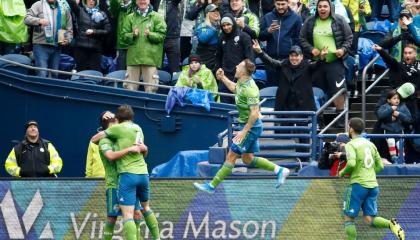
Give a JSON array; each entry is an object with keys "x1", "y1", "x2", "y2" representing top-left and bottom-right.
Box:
[{"x1": 0, "y1": 189, "x2": 53, "y2": 239}]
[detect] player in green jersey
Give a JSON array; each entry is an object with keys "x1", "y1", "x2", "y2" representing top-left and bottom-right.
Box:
[
  {"x1": 92, "y1": 106, "x2": 160, "y2": 240},
  {"x1": 340, "y1": 118, "x2": 405, "y2": 240},
  {"x1": 96, "y1": 111, "x2": 144, "y2": 240},
  {"x1": 194, "y1": 59, "x2": 290, "y2": 194}
]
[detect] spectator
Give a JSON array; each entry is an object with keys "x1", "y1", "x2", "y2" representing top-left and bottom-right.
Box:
[
  {"x1": 24, "y1": 0, "x2": 73, "y2": 77},
  {"x1": 300, "y1": 0, "x2": 353, "y2": 126},
  {"x1": 215, "y1": 14, "x2": 253, "y2": 103},
  {"x1": 259, "y1": 0, "x2": 302, "y2": 87},
  {"x1": 381, "y1": 10, "x2": 420, "y2": 62},
  {"x1": 288, "y1": 0, "x2": 310, "y2": 22},
  {"x1": 318, "y1": 133, "x2": 350, "y2": 176},
  {"x1": 175, "y1": 54, "x2": 220, "y2": 101},
  {"x1": 223, "y1": 0, "x2": 260, "y2": 39},
  {"x1": 377, "y1": 89, "x2": 412, "y2": 162},
  {"x1": 195, "y1": 4, "x2": 220, "y2": 70},
  {"x1": 5, "y1": 121, "x2": 63, "y2": 177},
  {"x1": 160, "y1": 0, "x2": 182, "y2": 74},
  {"x1": 0, "y1": 0, "x2": 28, "y2": 55},
  {"x1": 109, "y1": 0, "x2": 134, "y2": 70},
  {"x1": 121, "y1": 0, "x2": 167, "y2": 93},
  {"x1": 68, "y1": 0, "x2": 111, "y2": 71},
  {"x1": 179, "y1": 0, "x2": 195, "y2": 61},
  {"x1": 370, "y1": 0, "x2": 400, "y2": 23}
]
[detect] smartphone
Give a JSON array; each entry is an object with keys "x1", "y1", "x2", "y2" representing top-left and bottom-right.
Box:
[{"x1": 272, "y1": 20, "x2": 279, "y2": 26}]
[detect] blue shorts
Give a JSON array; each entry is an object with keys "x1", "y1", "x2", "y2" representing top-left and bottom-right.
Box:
[
  {"x1": 106, "y1": 188, "x2": 142, "y2": 217},
  {"x1": 119, "y1": 173, "x2": 150, "y2": 206},
  {"x1": 231, "y1": 119, "x2": 263, "y2": 155},
  {"x1": 343, "y1": 183, "x2": 379, "y2": 218}
]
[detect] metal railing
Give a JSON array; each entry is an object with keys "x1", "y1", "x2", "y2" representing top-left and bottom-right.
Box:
[
  {"x1": 315, "y1": 88, "x2": 349, "y2": 133},
  {"x1": 0, "y1": 57, "x2": 235, "y2": 98},
  {"x1": 361, "y1": 55, "x2": 390, "y2": 122}
]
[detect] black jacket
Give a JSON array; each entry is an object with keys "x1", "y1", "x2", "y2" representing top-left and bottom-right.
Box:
[
  {"x1": 163, "y1": 0, "x2": 182, "y2": 39},
  {"x1": 68, "y1": 0, "x2": 111, "y2": 51},
  {"x1": 215, "y1": 14, "x2": 254, "y2": 76},
  {"x1": 258, "y1": 51, "x2": 316, "y2": 111},
  {"x1": 14, "y1": 139, "x2": 53, "y2": 177},
  {"x1": 299, "y1": 1, "x2": 353, "y2": 59}
]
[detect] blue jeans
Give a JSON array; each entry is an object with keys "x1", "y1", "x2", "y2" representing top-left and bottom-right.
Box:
[{"x1": 33, "y1": 44, "x2": 61, "y2": 78}]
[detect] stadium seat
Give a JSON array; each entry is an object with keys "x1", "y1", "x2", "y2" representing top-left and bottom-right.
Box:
[
  {"x1": 259, "y1": 86, "x2": 278, "y2": 108},
  {"x1": 181, "y1": 58, "x2": 189, "y2": 67},
  {"x1": 253, "y1": 69, "x2": 267, "y2": 89},
  {"x1": 255, "y1": 57, "x2": 265, "y2": 69},
  {"x1": 104, "y1": 70, "x2": 126, "y2": 87},
  {"x1": 71, "y1": 70, "x2": 103, "y2": 85},
  {"x1": 0, "y1": 54, "x2": 32, "y2": 75},
  {"x1": 359, "y1": 30, "x2": 387, "y2": 45},
  {"x1": 158, "y1": 70, "x2": 173, "y2": 86},
  {"x1": 172, "y1": 71, "x2": 181, "y2": 85},
  {"x1": 58, "y1": 54, "x2": 75, "y2": 79},
  {"x1": 313, "y1": 87, "x2": 326, "y2": 110}
]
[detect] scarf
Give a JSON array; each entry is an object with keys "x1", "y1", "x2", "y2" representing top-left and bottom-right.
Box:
[
  {"x1": 135, "y1": 5, "x2": 150, "y2": 17},
  {"x1": 42, "y1": 0, "x2": 62, "y2": 44},
  {"x1": 85, "y1": 4, "x2": 105, "y2": 23},
  {"x1": 392, "y1": 26, "x2": 402, "y2": 62}
]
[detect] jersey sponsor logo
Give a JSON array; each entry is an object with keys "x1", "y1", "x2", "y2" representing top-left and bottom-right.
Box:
[
  {"x1": 0, "y1": 189, "x2": 54, "y2": 239},
  {"x1": 336, "y1": 78, "x2": 345, "y2": 88}
]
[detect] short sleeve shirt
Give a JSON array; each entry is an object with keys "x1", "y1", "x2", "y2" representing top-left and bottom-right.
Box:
[{"x1": 235, "y1": 79, "x2": 260, "y2": 123}]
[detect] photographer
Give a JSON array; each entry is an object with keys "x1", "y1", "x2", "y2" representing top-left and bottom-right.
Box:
[{"x1": 318, "y1": 133, "x2": 350, "y2": 176}]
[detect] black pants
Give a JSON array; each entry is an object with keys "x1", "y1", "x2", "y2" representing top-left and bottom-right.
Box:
[
  {"x1": 164, "y1": 38, "x2": 181, "y2": 74},
  {"x1": 73, "y1": 47, "x2": 102, "y2": 72},
  {"x1": 180, "y1": 36, "x2": 192, "y2": 63}
]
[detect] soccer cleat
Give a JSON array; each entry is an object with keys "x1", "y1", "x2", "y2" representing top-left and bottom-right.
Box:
[
  {"x1": 193, "y1": 182, "x2": 215, "y2": 194},
  {"x1": 389, "y1": 218, "x2": 405, "y2": 240},
  {"x1": 275, "y1": 167, "x2": 290, "y2": 188}
]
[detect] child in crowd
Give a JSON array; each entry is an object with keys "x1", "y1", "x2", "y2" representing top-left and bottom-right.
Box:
[{"x1": 377, "y1": 89, "x2": 413, "y2": 162}]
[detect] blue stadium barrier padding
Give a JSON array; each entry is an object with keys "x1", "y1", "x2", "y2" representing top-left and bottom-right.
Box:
[
  {"x1": 0, "y1": 54, "x2": 32, "y2": 74},
  {"x1": 104, "y1": 70, "x2": 126, "y2": 87},
  {"x1": 151, "y1": 150, "x2": 208, "y2": 177},
  {"x1": 298, "y1": 164, "x2": 420, "y2": 176}
]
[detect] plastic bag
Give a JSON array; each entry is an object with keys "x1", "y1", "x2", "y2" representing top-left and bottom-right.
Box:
[
  {"x1": 358, "y1": 37, "x2": 377, "y2": 69},
  {"x1": 185, "y1": 88, "x2": 213, "y2": 112}
]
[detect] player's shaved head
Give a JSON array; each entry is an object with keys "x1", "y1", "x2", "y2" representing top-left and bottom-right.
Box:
[
  {"x1": 349, "y1": 118, "x2": 364, "y2": 135},
  {"x1": 116, "y1": 104, "x2": 134, "y2": 122}
]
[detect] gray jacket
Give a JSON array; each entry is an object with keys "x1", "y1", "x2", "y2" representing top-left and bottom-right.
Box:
[{"x1": 25, "y1": 0, "x2": 73, "y2": 46}]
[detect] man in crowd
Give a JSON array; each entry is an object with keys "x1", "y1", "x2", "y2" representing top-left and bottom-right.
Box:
[
  {"x1": 339, "y1": 118, "x2": 405, "y2": 240},
  {"x1": 259, "y1": 0, "x2": 302, "y2": 87},
  {"x1": 122, "y1": 0, "x2": 166, "y2": 93},
  {"x1": 300, "y1": 0, "x2": 353, "y2": 127},
  {"x1": 5, "y1": 121, "x2": 63, "y2": 177},
  {"x1": 194, "y1": 59, "x2": 290, "y2": 194},
  {"x1": 25, "y1": 0, "x2": 73, "y2": 77},
  {"x1": 223, "y1": 0, "x2": 260, "y2": 39}
]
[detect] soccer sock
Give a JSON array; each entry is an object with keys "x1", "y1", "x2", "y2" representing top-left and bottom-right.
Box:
[
  {"x1": 210, "y1": 163, "x2": 234, "y2": 188},
  {"x1": 372, "y1": 217, "x2": 391, "y2": 228},
  {"x1": 123, "y1": 219, "x2": 137, "y2": 240},
  {"x1": 134, "y1": 219, "x2": 143, "y2": 240},
  {"x1": 144, "y1": 210, "x2": 160, "y2": 240},
  {"x1": 103, "y1": 222, "x2": 115, "y2": 240},
  {"x1": 344, "y1": 221, "x2": 357, "y2": 240},
  {"x1": 250, "y1": 157, "x2": 279, "y2": 173}
]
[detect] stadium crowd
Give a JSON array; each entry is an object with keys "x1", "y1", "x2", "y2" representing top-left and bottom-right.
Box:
[{"x1": 1, "y1": 0, "x2": 419, "y2": 163}]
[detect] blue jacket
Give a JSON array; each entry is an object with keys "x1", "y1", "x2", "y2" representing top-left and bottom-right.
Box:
[
  {"x1": 259, "y1": 8, "x2": 302, "y2": 59},
  {"x1": 195, "y1": 22, "x2": 219, "y2": 46},
  {"x1": 377, "y1": 103, "x2": 412, "y2": 133}
]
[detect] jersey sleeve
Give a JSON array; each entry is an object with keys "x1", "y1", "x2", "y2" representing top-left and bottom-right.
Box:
[
  {"x1": 99, "y1": 138, "x2": 113, "y2": 155},
  {"x1": 246, "y1": 87, "x2": 260, "y2": 106},
  {"x1": 339, "y1": 143, "x2": 356, "y2": 176},
  {"x1": 104, "y1": 124, "x2": 121, "y2": 140}
]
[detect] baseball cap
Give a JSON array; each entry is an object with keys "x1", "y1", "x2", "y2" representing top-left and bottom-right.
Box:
[
  {"x1": 289, "y1": 45, "x2": 303, "y2": 55},
  {"x1": 400, "y1": 9, "x2": 412, "y2": 18},
  {"x1": 397, "y1": 82, "x2": 415, "y2": 98},
  {"x1": 336, "y1": 133, "x2": 350, "y2": 144},
  {"x1": 205, "y1": 4, "x2": 218, "y2": 14},
  {"x1": 25, "y1": 120, "x2": 38, "y2": 132}
]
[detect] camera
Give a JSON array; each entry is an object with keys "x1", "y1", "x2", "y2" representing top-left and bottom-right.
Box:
[{"x1": 325, "y1": 141, "x2": 347, "y2": 162}]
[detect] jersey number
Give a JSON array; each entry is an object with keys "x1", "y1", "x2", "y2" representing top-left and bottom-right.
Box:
[{"x1": 363, "y1": 148, "x2": 374, "y2": 169}]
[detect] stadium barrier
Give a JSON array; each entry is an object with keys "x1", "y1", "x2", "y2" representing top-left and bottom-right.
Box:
[{"x1": 1, "y1": 177, "x2": 419, "y2": 239}]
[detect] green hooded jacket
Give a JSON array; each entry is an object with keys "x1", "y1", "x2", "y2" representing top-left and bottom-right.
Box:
[
  {"x1": 109, "y1": 0, "x2": 133, "y2": 49},
  {"x1": 0, "y1": 0, "x2": 28, "y2": 43},
  {"x1": 175, "y1": 64, "x2": 220, "y2": 102},
  {"x1": 122, "y1": 5, "x2": 166, "y2": 67}
]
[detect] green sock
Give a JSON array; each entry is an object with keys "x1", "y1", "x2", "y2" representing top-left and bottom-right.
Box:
[
  {"x1": 253, "y1": 157, "x2": 276, "y2": 172},
  {"x1": 210, "y1": 163, "x2": 234, "y2": 188},
  {"x1": 123, "y1": 219, "x2": 137, "y2": 240},
  {"x1": 372, "y1": 217, "x2": 390, "y2": 228},
  {"x1": 144, "y1": 210, "x2": 160, "y2": 240},
  {"x1": 103, "y1": 222, "x2": 115, "y2": 240},
  {"x1": 344, "y1": 221, "x2": 357, "y2": 240},
  {"x1": 134, "y1": 219, "x2": 143, "y2": 240}
]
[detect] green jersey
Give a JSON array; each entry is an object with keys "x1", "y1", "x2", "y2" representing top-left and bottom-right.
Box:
[
  {"x1": 105, "y1": 121, "x2": 148, "y2": 174},
  {"x1": 235, "y1": 79, "x2": 260, "y2": 123},
  {"x1": 340, "y1": 137, "x2": 384, "y2": 188},
  {"x1": 313, "y1": 17, "x2": 337, "y2": 63},
  {"x1": 98, "y1": 138, "x2": 119, "y2": 189}
]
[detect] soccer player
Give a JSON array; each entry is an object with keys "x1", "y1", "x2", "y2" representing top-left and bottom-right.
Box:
[
  {"x1": 339, "y1": 118, "x2": 405, "y2": 240},
  {"x1": 92, "y1": 105, "x2": 160, "y2": 240},
  {"x1": 193, "y1": 59, "x2": 290, "y2": 194},
  {"x1": 95, "y1": 111, "x2": 144, "y2": 240}
]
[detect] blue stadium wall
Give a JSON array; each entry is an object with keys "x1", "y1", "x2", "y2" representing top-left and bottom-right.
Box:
[
  {"x1": 0, "y1": 177, "x2": 419, "y2": 239},
  {"x1": 0, "y1": 69, "x2": 234, "y2": 177}
]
